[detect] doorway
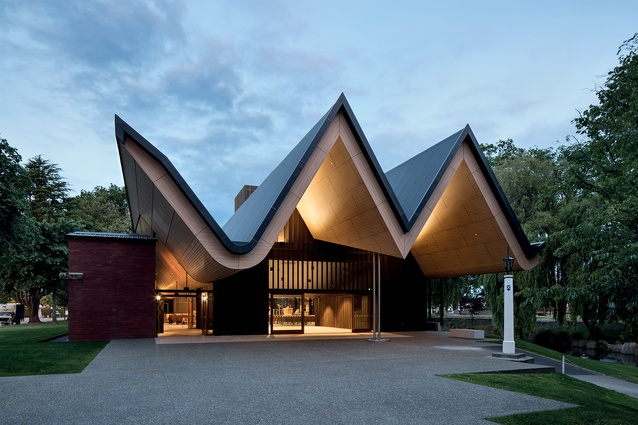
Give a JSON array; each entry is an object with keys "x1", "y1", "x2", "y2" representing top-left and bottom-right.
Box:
[
  {"x1": 155, "y1": 291, "x2": 213, "y2": 336},
  {"x1": 270, "y1": 294, "x2": 303, "y2": 334},
  {"x1": 269, "y1": 293, "x2": 371, "y2": 335}
]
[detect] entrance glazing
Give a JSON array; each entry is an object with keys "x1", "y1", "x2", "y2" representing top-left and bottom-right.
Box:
[
  {"x1": 155, "y1": 291, "x2": 213, "y2": 336},
  {"x1": 269, "y1": 293, "x2": 370, "y2": 335}
]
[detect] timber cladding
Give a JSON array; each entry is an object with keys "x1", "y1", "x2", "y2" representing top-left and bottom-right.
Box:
[
  {"x1": 315, "y1": 294, "x2": 353, "y2": 328},
  {"x1": 67, "y1": 234, "x2": 156, "y2": 341}
]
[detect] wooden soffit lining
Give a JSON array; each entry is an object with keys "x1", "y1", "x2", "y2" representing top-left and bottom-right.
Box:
[
  {"x1": 410, "y1": 144, "x2": 538, "y2": 278},
  {"x1": 296, "y1": 115, "x2": 403, "y2": 258}
]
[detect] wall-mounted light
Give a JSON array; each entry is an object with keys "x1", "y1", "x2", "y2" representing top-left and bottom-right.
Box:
[{"x1": 59, "y1": 272, "x2": 84, "y2": 280}]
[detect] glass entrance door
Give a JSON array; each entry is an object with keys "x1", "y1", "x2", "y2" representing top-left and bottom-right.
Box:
[{"x1": 270, "y1": 294, "x2": 303, "y2": 334}]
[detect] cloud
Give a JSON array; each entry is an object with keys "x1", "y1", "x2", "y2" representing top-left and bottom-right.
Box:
[
  {"x1": 2, "y1": 0, "x2": 634, "y2": 225},
  {"x1": 161, "y1": 57, "x2": 242, "y2": 110},
  {"x1": 6, "y1": 0, "x2": 185, "y2": 69}
]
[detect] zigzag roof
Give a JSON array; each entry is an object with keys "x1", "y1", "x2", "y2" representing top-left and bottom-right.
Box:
[{"x1": 116, "y1": 94, "x2": 542, "y2": 286}]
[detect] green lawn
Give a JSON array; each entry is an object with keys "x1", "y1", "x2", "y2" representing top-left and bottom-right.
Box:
[
  {"x1": 445, "y1": 372, "x2": 638, "y2": 424},
  {"x1": 0, "y1": 322, "x2": 107, "y2": 377}
]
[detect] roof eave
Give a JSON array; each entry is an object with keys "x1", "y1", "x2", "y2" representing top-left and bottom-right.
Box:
[
  {"x1": 115, "y1": 115, "x2": 254, "y2": 254},
  {"x1": 460, "y1": 125, "x2": 545, "y2": 259}
]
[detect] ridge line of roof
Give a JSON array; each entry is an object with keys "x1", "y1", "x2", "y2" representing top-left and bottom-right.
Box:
[
  {"x1": 337, "y1": 96, "x2": 410, "y2": 231},
  {"x1": 386, "y1": 127, "x2": 466, "y2": 226},
  {"x1": 221, "y1": 96, "x2": 342, "y2": 244},
  {"x1": 115, "y1": 95, "x2": 542, "y2": 259}
]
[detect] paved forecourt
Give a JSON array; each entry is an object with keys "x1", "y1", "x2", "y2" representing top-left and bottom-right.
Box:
[{"x1": 0, "y1": 331, "x2": 573, "y2": 424}]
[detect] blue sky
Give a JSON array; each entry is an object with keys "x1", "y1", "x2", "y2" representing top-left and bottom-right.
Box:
[{"x1": 1, "y1": 0, "x2": 636, "y2": 223}]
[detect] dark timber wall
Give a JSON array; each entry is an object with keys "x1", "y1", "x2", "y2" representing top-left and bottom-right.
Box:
[
  {"x1": 213, "y1": 259, "x2": 269, "y2": 335},
  {"x1": 380, "y1": 253, "x2": 429, "y2": 331}
]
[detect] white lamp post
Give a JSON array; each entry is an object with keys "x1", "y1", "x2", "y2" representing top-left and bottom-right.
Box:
[{"x1": 502, "y1": 256, "x2": 515, "y2": 354}]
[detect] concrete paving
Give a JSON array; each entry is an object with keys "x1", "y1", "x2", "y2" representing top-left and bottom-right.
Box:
[{"x1": 0, "y1": 331, "x2": 578, "y2": 424}]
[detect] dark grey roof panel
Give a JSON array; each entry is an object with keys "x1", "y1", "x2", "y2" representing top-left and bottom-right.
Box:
[
  {"x1": 222, "y1": 108, "x2": 332, "y2": 243},
  {"x1": 386, "y1": 128, "x2": 464, "y2": 222}
]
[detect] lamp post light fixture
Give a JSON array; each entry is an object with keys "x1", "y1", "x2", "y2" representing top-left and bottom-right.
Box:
[
  {"x1": 503, "y1": 256, "x2": 514, "y2": 274},
  {"x1": 502, "y1": 255, "x2": 515, "y2": 354}
]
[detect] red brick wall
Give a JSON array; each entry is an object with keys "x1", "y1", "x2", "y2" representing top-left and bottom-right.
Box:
[{"x1": 67, "y1": 236, "x2": 156, "y2": 341}]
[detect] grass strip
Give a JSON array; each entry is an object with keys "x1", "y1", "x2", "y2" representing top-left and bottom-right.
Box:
[
  {"x1": 445, "y1": 372, "x2": 638, "y2": 424},
  {"x1": 0, "y1": 322, "x2": 107, "y2": 377},
  {"x1": 514, "y1": 339, "x2": 638, "y2": 385}
]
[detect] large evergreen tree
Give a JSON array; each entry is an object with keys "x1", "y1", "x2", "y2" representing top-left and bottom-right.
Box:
[
  {"x1": 1, "y1": 138, "x2": 131, "y2": 322},
  {"x1": 26, "y1": 155, "x2": 69, "y2": 221},
  {"x1": 0, "y1": 137, "x2": 35, "y2": 294},
  {"x1": 19, "y1": 156, "x2": 80, "y2": 323}
]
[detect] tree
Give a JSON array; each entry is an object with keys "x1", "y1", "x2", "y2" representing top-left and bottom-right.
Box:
[
  {"x1": 17, "y1": 218, "x2": 79, "y2": 322},
  {"x1": 26, "y1": 155, "x2": 69, "y2": 221},
  {"x1": 481, "y1": 270, "x2": 537, "y2": 339},
  {"x1": 458, "y1": 275, "x2": 485, "y2": 323},
  {"x1": 429, "y1": 277, "x2": 466, "y2": 325},
  {"x1": 563, "y1": 33, "x2": 638, "y2": 338},
  {"x1": 0, "y1": 137, "x2": 29, "y2": 240},
  {"x1": 481, "y1": 138, "x2": 524, "y2": 168},
  {"x1": 20, "y1": 156, "x2": 80, "y2": 323},
  {"x1": 1, "y1": 140, "x2": 130, "y2": 322},
  {"x1": 0, "y1": 137, "x2": 35, "y2": 301},
  {"x1": 479, "y1": 35, "x2": 638, "y2": 341},
  {"x1": 66, "y1": 184, "x2": 131, "y2": 233},
  {"x1": 481, "y1": 142, "x2": 567, "y2": 337}
]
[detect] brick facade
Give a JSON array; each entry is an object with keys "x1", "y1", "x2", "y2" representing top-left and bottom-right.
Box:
[{"x1": 67, "y1": 233, "x2": 156, "y2": 341}]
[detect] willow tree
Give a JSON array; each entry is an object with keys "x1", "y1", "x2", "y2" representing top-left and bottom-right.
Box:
[
  {"x1": 563, "y1": 33, "x2": 638, "y2": 339},
  {"x1": 480, "y1": 141, "x2": 565, "y2": 337}
]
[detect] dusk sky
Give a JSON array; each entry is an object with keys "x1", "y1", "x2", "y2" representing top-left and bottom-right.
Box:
[{"x1": 1, "y1": 1, "x2": 636, "y2": 223}]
